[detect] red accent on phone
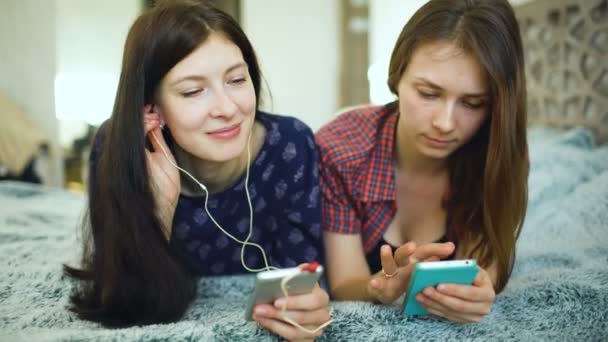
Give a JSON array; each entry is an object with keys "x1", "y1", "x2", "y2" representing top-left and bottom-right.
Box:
[{"x1": 301, "y1": 261, "x2": 320, "y2": 272}]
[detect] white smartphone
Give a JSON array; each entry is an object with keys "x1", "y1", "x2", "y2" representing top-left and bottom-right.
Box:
[
  {"x1": 244, "y1": 265, "x2": 323, "y2": 321},
  {"x1": 402, "y1": 259, "x2": 479, "y2": 315}
]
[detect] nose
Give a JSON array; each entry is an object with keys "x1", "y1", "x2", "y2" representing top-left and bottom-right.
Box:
[
  {"x1": 209, "y1": 88, "x2": 238, "y2": 119},
  {"x1": 432, "y1": 102, "x2": 456, "y2": 133}
]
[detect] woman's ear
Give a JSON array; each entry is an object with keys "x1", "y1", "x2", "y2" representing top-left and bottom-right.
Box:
[
  {"x1": 143, "y1": 104, "x2": 165, "y2": 128},
  {"x1": 154, "y1": 105, "x2": 166, "y2": 128}
]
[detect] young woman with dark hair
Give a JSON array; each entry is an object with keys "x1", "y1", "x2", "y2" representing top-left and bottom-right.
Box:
[{"x1": 64, "y1": 1, "x2": 329, "y2": 339}]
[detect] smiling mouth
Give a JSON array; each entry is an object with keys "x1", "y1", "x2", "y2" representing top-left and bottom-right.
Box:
[
  {"x1": 207, "y1": 123, "x2": 241, "y2": 139},
  {"x1": 209, "y1": 123, "x2": 240, "y2": 134}
]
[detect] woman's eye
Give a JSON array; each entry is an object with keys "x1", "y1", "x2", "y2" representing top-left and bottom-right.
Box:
[
  {"x1": 463, "y1": 101, "x2": 485, "y2": 109},
  {"x1": 182, "y1": 89, "x2": 202, "y2": 97},
  {"x1": 418, "y1": 90, "x2": 438, "y2": 99},
  {"x1": 229, "y1": 78, "x2": 246, "y2": 85}
]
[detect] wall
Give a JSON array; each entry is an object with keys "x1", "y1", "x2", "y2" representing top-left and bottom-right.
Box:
[
  {"x1": 509, "y1": 0, "x2": 535, "y2": 5},
  {"x1": 0, "y1": 0, "x2": 62, "y2": 186},
  {"x1": 0, "y1": 0, "x2": 536, "y2": 187},
  {"x1": 0, "y1": 0, "x2": 141, "y2": 187},
  {"x1": 241, "y1": 0, "x2": 339, "y2": 131},
  {"x1": 55, "y1": 0, "x2": 336, "y2": 136},
  {"x1": 55, "y1": 0, "x2": 141, "y2": 146},
  {"x1": 368, "y1": 0, "x2": 536, "y2": 105},
  {"x1": 368, "y1": 0, "x2": 428, "y2": 105}
]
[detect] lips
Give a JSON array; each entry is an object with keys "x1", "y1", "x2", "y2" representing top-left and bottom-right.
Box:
[
  {"x1": 424, "y1": 135, "x2": 454, "y2": 148},
  {"x1": 207, "y1": 123, "x2": 241, "y2": 139},
  {"x1": 427, "y1": 136, "x2": 451, "y2": 144}
]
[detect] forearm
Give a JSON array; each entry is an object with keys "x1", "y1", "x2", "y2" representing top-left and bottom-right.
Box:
[
  {"x1": 330, "y1": 275, "x2": 377, "y2": 302},
  {"x1": 323, "y1": 231, "x2": 376, "y2": 302}
]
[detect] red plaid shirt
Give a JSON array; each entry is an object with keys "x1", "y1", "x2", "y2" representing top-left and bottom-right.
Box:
[{"x1": 316, "y1": 102, "x2": 399, "y2": 253}]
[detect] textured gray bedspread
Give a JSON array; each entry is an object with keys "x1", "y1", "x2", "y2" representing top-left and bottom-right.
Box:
[{"x1": 1, "y1": 127, "x2": 607, "y2": 341}]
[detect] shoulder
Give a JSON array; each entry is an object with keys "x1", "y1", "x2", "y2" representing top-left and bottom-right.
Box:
[
  {"x1": 257, "y1": 111, "x2": 316, "y2": 153},
  {"x1": 315, "y1": 103, "x2": 397, "y2": 171},
  {"x1": 253, "y1": 112, "x2": 319, "y2": 193}
]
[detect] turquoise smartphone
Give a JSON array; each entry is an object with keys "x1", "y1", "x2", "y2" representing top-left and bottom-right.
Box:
[{"x1": 402, "y1": 259, "x2": 479, "y2": 315}]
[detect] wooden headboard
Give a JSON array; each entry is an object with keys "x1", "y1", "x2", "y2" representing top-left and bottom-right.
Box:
[{"x1": 514, "y1": 0, "x2": 608, "y2": 143}]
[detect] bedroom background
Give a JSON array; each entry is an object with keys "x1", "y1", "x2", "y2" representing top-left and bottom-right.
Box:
[
  {"x1": 1, "y1": 0, "x2": 607, "y2": 340},
  {"x1": 0, "y1": 0, "x2": 546, "y2": 191}
]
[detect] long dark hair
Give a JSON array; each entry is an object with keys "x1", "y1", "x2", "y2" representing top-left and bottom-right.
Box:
[
  {"x1": 64, "y1": 0, "x2": 262, "y2": 327},
  {"x1": 387, "y1": 0, "x2": 528, "y2": 292}
]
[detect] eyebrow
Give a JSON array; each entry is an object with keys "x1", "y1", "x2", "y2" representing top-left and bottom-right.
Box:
[
  {"x1": 170, "y1": 62, "x2": 247, "y2": 86},
  {"x1": 414, "y1": 77, "x2": 488, "y2": 98}
]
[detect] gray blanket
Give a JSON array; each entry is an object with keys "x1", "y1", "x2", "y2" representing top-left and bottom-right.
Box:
[{"x1": 1, "y1": 127, "x2": 607, "y2": 341}]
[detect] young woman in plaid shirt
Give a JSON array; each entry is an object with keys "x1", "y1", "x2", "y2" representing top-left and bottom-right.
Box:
[{"x1": 316, "y1": 0, "x2": 528, "y2": 323}]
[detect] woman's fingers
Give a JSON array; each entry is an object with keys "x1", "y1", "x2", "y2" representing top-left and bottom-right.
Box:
[
  {"x1": 144, "y1": 120, "x2": 158, "y2": 134},
  {"x1": 260, "y1": 306, "x2": 331, "y2": 327},
  {"x1": 435, "y1": 282, "x2": 495, "y2": 303},
  {"x1": 254, "y1": 307, "x2": 324, "y2": 341},
  {"x1": 368, "y1": 263, "x2": 414, "y2": 304},
  {"x1": 147, "y1": 126, "x2": 168, "y2": 154},
  {"x1": 273, "y1": 285, "x2": 329, "y2": 311},
  {"x1": 423, "y1": 304, "x2": 482, "y2": 323},
  {"x1": 253, "y1": 285, "x2": 331, "y2": 339},
  {"x1": 143, "y1": 122, "x2": 176, "y2": 169},
  {"x1": 143, "y1": 110, "x2": 171, "y2": 156},
  {"x1": 394, "y1": 241, "x2": 416, "y2": 267},
  {"x1": 143, "y1": 110, "x2": 161, "y2": 134},
  {"x1": 255, "y1": 316, "x2": 322, "y2": 341},
  {"x1": 368, "y1": 245, "x2": 409, "y2": 302},
  {"x1": 380, "y1": 244, "x2": 398, "y2": 277},
  {"x1": 418, "y1": 292, "x2": 487, "y2": 322},
  {"x1": 394, "y1": 241, "x2": 454, "y2": 267},
  {"x1": 412, "y1": 242, "x2": 455, "y2": 262},
  {"x1": 415, "y1": 277, "x2": 494, "y2": 323},
  {"x1": 423, "y1": 287, "x2": 491, "y2": 315}
]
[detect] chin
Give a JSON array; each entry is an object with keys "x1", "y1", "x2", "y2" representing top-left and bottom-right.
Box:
[
  {"x1": 208, "y1": 146, "x2": 244, "y2": 162},
  {"x1": 419, "y1": 146, "x2": 453, "y2": 160},
  {"x1": 425, "y1": 152, "x2": 450, "y2": 160},
  {"x1": 211, "y1": 139, "x2": 249, "y2": 161}
]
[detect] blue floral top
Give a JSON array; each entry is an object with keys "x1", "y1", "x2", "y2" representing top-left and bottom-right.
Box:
[{"x1": 89, "y1": 112, "x2": 324, "y2": 276}]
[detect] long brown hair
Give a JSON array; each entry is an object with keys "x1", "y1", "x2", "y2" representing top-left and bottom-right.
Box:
[
  {"x1": 387, "y1": 0, "x2": 528, "y2": 292},
  {"x1": 64, "y1": 0, "x2": 263, "y2": 326}
]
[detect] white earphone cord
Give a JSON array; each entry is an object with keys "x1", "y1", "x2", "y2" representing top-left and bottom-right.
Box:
[
  {"x1": 151, "y1": 129, "x2": 275, "y2": 272},
  {"x1": 150, "y1": 128, "x2": 332, "y2": 334}
]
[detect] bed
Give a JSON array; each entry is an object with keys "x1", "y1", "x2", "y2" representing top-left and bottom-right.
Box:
[
  {"x1": 1, "y1": 0, "x2": 607, "y2": 340},
  {"x1": 0, "y1": 126, "x2": 607, "y2": 341}
]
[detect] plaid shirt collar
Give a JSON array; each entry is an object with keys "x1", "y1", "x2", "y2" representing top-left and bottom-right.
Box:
[{"x1": 357, "y1": 103, "x2": 399, "y2": 202}]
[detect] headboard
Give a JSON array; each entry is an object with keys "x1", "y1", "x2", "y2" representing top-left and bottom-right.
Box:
[{"x1": 514, "y1": 0, "x2": 608, "y2": 143}]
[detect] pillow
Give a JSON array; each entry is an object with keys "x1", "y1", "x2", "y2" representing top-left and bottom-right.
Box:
[{"x1": 0, "y1": 92, "x2": 47, "y2": 175}]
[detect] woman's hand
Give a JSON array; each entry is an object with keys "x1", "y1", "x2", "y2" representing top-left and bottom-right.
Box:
[
  {"x1": 144, "y1": 106, "x2": 180, "y2": 240},
  {"x1": 253, "y1": 284, "x2": 330, "y2": 341},
  {"x1": 415, "y1": 266, "x2": 496, "y2": 322},
  {"x1": 367, "y1": 242, "x2": 456, "y2": 304}
]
